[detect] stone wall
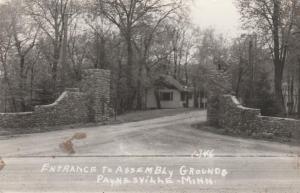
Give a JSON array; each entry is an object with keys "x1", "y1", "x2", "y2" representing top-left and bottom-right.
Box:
[
  {"x1": 33, "y1": 88, "x2": 89, "y2": 127},
  {"x1": 206, "y1": 68, "x2": 233, "y2": 128},
  {"x1": 80, "y1": 69, "x2": 111, "y2": 122},
  {"x1": 0, "y1": 69, "x2": 111, "y2": 129},
  {"x1": 208, "y1": 95, "x2": 300, "y2": 139},
  {"x1": 0, "y1": 112, "x2": 34, "y2": 129}
]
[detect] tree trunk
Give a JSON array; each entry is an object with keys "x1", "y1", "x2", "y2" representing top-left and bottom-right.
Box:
[
  {"x1": 194, "y1": 88, "x2": 199, "y2": 108},
  {"x1": 4, "y1": 77, "x2": 17, "y2": 112},
  {"x1": 298, "y1": 87, "x2": 300, "y2": 118},
  {"x1": 95, "y1": 34, "x2": 107, "y2": 69},
  {"x1": 298, "y1": 57, "x2": 300, "y2": 118},
  {"x1": 288, "y1": 75, "x2": 294, "y2": 115},
  {"x1": 136, "y1": 60, "x2": 144, "y2": 110},
  {"x1": 30, "y1": 63, "x2": 35, "y2": 108},
  {"x1": 100, "y1": 37, "x2": 107, "y2": 69},
  {"x1": 2, "y1": 63, "x2": 17, "y2": 112},
  {"x1": 274, "y1": 61, "x2": 285, "y2": 112},
  {"x1": 273, "y1": 0, "x2": 285, "y2": 114},
  {"x1": 173, "y1": 46, "x2": 178, "y2": 78},
  {"x1": 126, "y1": 34, "x2": 134, "y2": 110},
  {"x1": 154, "y1": 88, "x2": 161, "y2": 109},
  {"x1": 52, "y1": 44, "x2": 60, "y2": 96},
  {"x1": 52, "y1": 23, "x2": 62, "y2": 97},
  {"x1": 19, "y1": 56, "x2": 26, "y2": 112},
  {"x1": 235, "y1": 57, "x2": 243, "y2": 98},
  {"x1": 184, "y1": 61, "x2": 189, "y2": 107},
  {"x1": 60, "y1": 14, "x2": 69, "y2": 88}
]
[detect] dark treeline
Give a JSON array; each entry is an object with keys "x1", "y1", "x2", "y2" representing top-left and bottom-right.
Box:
[
  {"x1": 0, "y1": 0, "x2": 300, "y2": 118},
  {"x1": 0, "y1": 0, "x2": 193, "y2": 113}
]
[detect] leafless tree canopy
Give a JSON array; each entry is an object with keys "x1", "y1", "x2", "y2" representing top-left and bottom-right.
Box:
[{"x1": 0, "y1": 0, "x2": 299, "y2": 117}]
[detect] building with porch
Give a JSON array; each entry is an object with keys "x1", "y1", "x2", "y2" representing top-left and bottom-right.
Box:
[{"x1": 146, "y1": 75, "x2": 207, "y2": 109}]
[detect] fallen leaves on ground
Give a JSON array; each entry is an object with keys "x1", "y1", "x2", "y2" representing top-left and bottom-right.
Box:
[
  {"x1": 59, "y1": 140, "x2": 75, "y2": 154},
  {"x1": 59, "y1": 132, "x2": 87, "y2": 154},
  {"x1": 71, "y1": 132, "x2": 87, "y2": 140},
  {"x1": 0, "y1": 158, "x2": 5, "y2": 171}
]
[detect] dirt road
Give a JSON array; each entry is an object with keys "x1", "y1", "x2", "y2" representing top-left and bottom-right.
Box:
[{"x1": 0, "y1": 111, "x2": 299, "y2": 192}]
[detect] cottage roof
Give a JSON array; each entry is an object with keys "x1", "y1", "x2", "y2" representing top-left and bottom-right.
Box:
[{"x1": 155, "y1": 75, "x2": 191, "y2": 92}]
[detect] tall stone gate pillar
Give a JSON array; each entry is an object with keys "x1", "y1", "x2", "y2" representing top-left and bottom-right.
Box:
[
  {"x1": 207, "y1": 95, "x2": 220, "y2": 126},
  {"x1": 81, "y1": 69, "x2": 111, "y2": 122},
  {"x1": 206, "y1": 68, "x2": 233, "y2": 126}
]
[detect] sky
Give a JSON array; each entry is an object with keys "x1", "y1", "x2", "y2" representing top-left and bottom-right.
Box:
[
  {"x1": 0, "y1": 0, "x2": 242, "y2": 37},
  {"x1": 190, "y1": 0, "x2": 242, "y2": 37}
]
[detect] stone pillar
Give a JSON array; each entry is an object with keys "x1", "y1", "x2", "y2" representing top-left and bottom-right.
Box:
[
  {"x1": 207, "y1": 94, "x2": 220, "y2": 126},
  {"x1": 205, "y1": 68, "x2": 233, "y2": 127},
  {"x1": 81, "y1": 69, "x2": 111, "y2": 122}
]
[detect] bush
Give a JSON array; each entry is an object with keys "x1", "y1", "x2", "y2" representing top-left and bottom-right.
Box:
[
  {"x1": 254, "y1": 94, "x2": 282, "y2": 116},
  {"x1": 244, "y1": 71, "x2": 282, "y2": 116}
]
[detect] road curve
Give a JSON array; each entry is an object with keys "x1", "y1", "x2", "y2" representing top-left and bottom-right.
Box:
[{"x1": 0, "y1": 110, "x2": 299, "y2": 193}]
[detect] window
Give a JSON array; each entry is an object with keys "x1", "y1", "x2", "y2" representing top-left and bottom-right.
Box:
[{"x1": 160, "y1": 92, "x2": 173, "y2": 101}]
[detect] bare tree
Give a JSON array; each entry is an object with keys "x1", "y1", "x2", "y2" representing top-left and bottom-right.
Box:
[
  {"x1": 0, "y1": 3, "x2": 17, "y2": 112},
  {"x1": 95, "y1": 0, "x2": 183, "y2": 110},
  {"x1": 8, "y1": 1, "x2": 40, "y2": 111},
  {"x1": 236, "y1": 0, "x2": 297, "y2": 113},
  {"x1": 132, "y1": 2, "x2": 183, "y2": 109},
  {"x1": 25, "y1": 0, "x2": 80, "y2": 94},
  {"x1": 290, "y1": 2, "x2": 300, "y2": 117}
]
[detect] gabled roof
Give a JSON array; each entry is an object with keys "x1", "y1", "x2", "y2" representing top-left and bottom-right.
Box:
[{"x1": 154, "y1": 75, "x2": 191, "y2": 92}]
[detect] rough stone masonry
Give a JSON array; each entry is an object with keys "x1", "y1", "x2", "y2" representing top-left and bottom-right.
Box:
[
  {"x1": 205, "y1": 67, "x2": 300, "y2": 140},
  {"x1": 208, "y1": 94, "x2": 300, "y2": 140},
  {"x1": 0, "y1": 69, "x2": 111, "y2": 129}
]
